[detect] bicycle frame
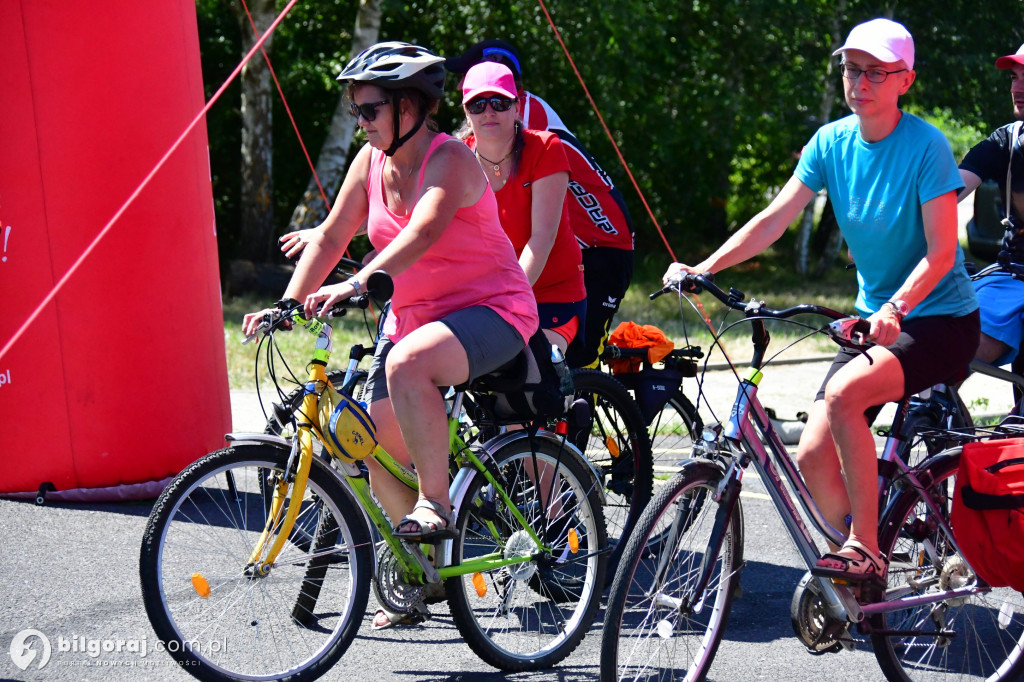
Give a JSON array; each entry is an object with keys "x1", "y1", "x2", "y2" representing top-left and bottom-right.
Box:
[
  {"x1": 241, "y1": 309, "x2": 586, "y2": 589},
  {"x1": 659, "y1": 277, "x2": 984, "y2": 625}
]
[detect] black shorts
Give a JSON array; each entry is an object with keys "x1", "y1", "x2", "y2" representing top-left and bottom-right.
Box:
[
  {"x1": 565, "y1": 246, "x2": 634, "y2": 368},
  {"x1": 815, "y1": 310, "x2": 980, "y2": 423}
]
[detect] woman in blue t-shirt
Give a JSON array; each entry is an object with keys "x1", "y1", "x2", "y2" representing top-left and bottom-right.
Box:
[{"x1": 664, "y1": 18, "x2": 979, "y2": 586}]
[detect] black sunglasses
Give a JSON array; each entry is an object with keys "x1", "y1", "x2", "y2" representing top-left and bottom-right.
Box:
[
  {"x1": 349, "y1": 98, "x2": 390, "y2": 122},
  {"x1": 465, "y1": 96, "x2": 517, "y2": 115}
]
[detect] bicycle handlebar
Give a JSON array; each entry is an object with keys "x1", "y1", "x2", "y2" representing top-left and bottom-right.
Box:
[
  {"x1": 971, "y1": 260, "x2": 1024, "y2": 282},
  {"x1": 244, "y1": 271, "x2": 393, "y2": 343},
  {"x1": 602, "y1": 345, "x2": 704, "y2": 361},
  {"x1": 652, "y1": 272, "x2": 872, "y2": 364}
]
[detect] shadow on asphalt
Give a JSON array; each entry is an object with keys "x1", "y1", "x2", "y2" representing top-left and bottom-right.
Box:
[{"x1": 0, "y1": 495, "x2": 156, "y2": 517}]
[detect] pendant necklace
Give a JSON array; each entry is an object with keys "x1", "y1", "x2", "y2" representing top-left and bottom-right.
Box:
[{"x1": 476, "y1": 148, "x2": 512, "y2": 177}]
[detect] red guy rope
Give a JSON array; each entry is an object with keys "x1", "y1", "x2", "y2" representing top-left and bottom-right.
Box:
[
  {"x1": 237, "y1": 0, "x2": 332, "y2": 212},
  {"x1": 536, "y1": 0, "x2": 718, "y2": 329}
]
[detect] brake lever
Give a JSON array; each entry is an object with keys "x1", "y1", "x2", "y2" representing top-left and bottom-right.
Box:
[{"x1": 827, "y1": 317, "x2": 872, "y2": 349}]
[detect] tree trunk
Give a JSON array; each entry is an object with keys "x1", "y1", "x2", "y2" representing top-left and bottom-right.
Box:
[
  {"x1": 234, "y1": 0, "x2": 276, "y2": 262},
  {"x1": 287, "y1": 0, "x2": 381, "y2": 232},
  {"x1": 795, "y1": 0, "x2": 845, "y2": 275}
]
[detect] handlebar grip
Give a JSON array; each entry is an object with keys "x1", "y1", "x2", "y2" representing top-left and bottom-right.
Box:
[{"x1": 649, "y1": 272, "x2": 713, "y2": 300}]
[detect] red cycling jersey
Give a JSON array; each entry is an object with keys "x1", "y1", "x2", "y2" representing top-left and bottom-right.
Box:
[{"x1": 521, "y1": 91, "x2": 633, "y2": 251}]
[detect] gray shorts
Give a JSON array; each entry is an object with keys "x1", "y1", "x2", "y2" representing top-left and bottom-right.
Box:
[{"x1": 362, "y1": 306, "x2": 527, "y2": 404}]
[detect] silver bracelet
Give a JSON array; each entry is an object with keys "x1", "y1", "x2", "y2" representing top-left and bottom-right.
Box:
[{"x1": 345, "y1": 278, "x2": 362, "y2": 296}]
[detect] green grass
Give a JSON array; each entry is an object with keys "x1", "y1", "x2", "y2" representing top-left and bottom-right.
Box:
[
  {"x1": 617, "y1": 259, "x2": 858, "y2": 365},
  {"x1": 222, "y1": 254, "x2": 859, "y2": 390},
  {"x1": 223, "y1": 293, "x2": 382, "y2": 389}
]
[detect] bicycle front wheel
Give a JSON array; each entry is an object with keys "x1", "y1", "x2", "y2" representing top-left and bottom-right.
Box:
[
  {"x1": 601, "y1": 459, "x2": 743, "y2": 682},
  {"x1": 570, "y1": 368, "x2": 653, "y2": 577},
  {"x1": 446, "y1": 433, "x2": 608, "y2": 671},
  {"x1": 872, "y1": 448, "x2": 1024, "y2": 681},
  {"x1": 140, "y1": 444, "x2": 372, "y2": 681}
]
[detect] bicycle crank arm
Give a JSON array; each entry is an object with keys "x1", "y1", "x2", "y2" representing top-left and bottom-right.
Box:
[{"x1": 404, "y1": 542, "x2": 441, "y2": 584}]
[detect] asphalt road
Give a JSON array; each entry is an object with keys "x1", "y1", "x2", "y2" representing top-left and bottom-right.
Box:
[
  {"x1": 1, "y1": 354, "x2": 1014, "y2": 681},
  {"x1": 1, "y1": 475, "x2": 889, "y2": 682}
]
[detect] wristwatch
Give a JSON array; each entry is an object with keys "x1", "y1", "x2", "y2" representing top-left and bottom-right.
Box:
[
  {"x1": 344, "y1": 277, "x2": 362, "y2": 296},
  {"x1": 884, "y1": 298, "x2": 910, "y2": 321}
]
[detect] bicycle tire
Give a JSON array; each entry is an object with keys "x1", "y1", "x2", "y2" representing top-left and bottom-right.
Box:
[
  {"x1": 895, "y1": 389, "x2": 971, "y2": 469},
  {"x1": 569, "y1": 368, "x2": 653, "y2": 578},
  {"x1": 872, "y1": 448, "x2": 1024, "y2": 681},
  {"x1": 648, "y1": 390, "x2": 703, "y2": 483},
  {"x1": 600, "y1": 459, "x2": 743, "y2": 682},
  {"x1": 446, "y1": 433, "x2": 608, "y2": 671},
  {"x1": 140, "y1": 444, "x2": 372, "y2": 682}
]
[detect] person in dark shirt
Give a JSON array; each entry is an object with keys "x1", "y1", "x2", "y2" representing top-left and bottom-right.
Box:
[{"x1": 959, "y1": 42, "x2": 1024, "y2": 366}]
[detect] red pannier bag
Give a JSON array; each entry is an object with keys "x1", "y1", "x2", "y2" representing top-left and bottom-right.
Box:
[{"x1": 950, "y1": 438, "x2": 1024, "y2": 591}]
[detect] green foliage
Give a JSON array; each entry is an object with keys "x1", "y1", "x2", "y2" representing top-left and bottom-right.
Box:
[{"x1": 196, "y1": 0, "x2": 1024, "y2": 270}]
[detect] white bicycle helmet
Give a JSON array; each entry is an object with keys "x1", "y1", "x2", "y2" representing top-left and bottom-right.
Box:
[
  {"x1": 338, "y1": 41, "x2": 446, "y2": 99},
  {"x1": 337, "y1": 42, "x2": 445, "y2": 155}
]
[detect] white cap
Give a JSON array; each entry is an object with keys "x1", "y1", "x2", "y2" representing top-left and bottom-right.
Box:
[{"x1": 833, "y1": 18, "x2": 914, "y2": 71}]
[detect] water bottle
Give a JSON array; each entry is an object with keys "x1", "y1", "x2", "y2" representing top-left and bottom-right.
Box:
[{"x1": 550, "y1": 345, "x2": 574, "y2": 396}]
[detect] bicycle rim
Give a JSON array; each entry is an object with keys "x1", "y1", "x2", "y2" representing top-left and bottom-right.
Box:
[
  {"x1": 571, "y1": 368, "x2": 653, "y2": 576},
  {"x1": 601, "y1": 461, "x2": 742, "y2": 682},
  {"x1": 873, "y1": 450, "x2": 1024, "y2": 681},
  {"x1": 140, "y1": 445, "x2": 372, "y2": 681},
  {"x1": 649, "y1": 392, "x2": 702, "y2": 485},
  {"x1": 447, "y1": 435, "x2": 608, "y2": 671}
]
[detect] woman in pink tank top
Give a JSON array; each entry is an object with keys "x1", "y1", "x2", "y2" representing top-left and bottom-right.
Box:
[{"x1": 243, "y1": 44, "x2": 538, "y2": 580}]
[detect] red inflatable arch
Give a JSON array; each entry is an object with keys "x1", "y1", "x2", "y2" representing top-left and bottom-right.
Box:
[{"x1": 0, "y1": 1, "x2": 231, "y2": 500}]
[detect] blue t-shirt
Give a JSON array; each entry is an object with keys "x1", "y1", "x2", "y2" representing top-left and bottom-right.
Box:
[{"x1": 795, "y1": 112, "x2": 977, "y2": 320}]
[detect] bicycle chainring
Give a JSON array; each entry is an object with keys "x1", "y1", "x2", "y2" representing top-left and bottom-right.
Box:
[
  {"x1": 373, "y1": 545, "x2": 425, "y2": 615},
  {"x1": 790, "y1": 573, "x2": 852, "y2": 654}
]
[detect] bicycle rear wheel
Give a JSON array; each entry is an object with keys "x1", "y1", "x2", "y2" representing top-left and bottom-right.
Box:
[
  {"x1": 140, "y1": 444, "x2": 372, "y2": 682},
  {"x1": 570, "y1": 368, "x2": 653, "y2": 578},
  {"x1": 872, "y1": 448, "x2": 1024, "y2": 681},
  {"x1": 649, "y1": 390, "x2": 702, "y2": 483},
  {"x1": 446, "y1": 433, "x2": 607, "y2": 671},
  {"x1": 600, "y1": 459, "x2": 743, "y2": 682}
]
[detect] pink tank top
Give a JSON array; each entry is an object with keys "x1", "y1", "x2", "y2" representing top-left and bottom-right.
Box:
[{"x1": 366, "y1": 134, "x2": 539, "y2": 344}]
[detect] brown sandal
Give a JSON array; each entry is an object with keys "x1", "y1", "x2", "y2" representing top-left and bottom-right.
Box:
[{"x1": 393, "y1": 498, "x2": 456, "y2": 542}]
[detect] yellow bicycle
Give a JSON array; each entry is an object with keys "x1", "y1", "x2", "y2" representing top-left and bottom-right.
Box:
[{"x1": 139, "y1": 273, "x2": 608, "y2": 681}]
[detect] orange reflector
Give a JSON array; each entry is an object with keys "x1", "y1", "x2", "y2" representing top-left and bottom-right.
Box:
[
  {"x1": 191, "y1": 572, "x2": 211, "y2": 598},
  {"x1": 605, "y1": 437, "x2": 620, "y2": 458},
  {"x1": 472, "y1": 572, "x2": 487, "y2": 597},
  {"x1": 568, "y1": 528, "x2": 579, "y2": 554}
]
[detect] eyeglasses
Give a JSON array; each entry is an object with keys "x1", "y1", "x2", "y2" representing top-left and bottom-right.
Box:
[
  {"x1": 349, "y1": 99, "x2": 390, "y2": 122},
  {"x1": 839, "y1": 63, "x2": 907, "y2": 84},
  {"x1": 465, "y1": 96, "x2": 517, "y2": 115}
]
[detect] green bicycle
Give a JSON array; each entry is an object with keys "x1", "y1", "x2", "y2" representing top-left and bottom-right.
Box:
[{"x1": 139, "y1": 273, "x2": 608, "y2": 681}]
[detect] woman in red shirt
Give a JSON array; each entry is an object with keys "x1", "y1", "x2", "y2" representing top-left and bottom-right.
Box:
[{"x1": 459, "y1": 62, "x2": 586, "y2": 353}]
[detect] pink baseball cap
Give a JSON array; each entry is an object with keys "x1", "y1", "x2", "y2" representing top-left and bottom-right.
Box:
[
  {"x1": 832, "y1": 18, "x2": 914, "y2": 70},
  {"x1": 995, "y1": 43, "x2": 1024, "y2": 69},
  {"x1": 461, "y1": 62, "x2": 518, "y2": 104}
]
